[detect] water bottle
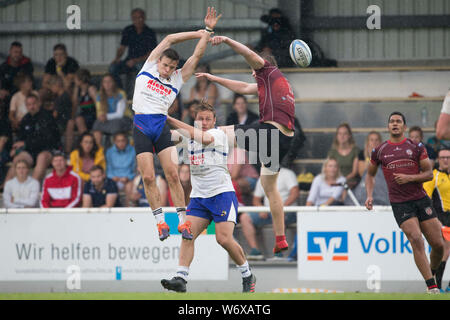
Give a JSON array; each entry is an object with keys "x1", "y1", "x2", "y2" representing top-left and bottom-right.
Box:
[{"x1": 421, "y1": 107, "x2": 427, "y2": 126}]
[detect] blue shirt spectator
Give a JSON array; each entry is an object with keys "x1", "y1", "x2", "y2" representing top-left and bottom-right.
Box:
[
  {"x1": 82, "y1": 166, "x2": 121, "y2": 208},
  {"x1": 106, "y1": 134, "x2": 136, "y2": 181}
]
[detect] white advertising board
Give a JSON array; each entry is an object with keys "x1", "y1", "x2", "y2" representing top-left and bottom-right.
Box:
[
  {"x1": 298, "y1": 210, "x2": 434, "y2": 281},
  {"x1": 0, "y1": 212, "x2": 228, "y2": 281}
]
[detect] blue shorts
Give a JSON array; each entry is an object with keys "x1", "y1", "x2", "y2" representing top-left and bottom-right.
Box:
[
  {"x1": 187, "y1": 192, "x2": 238, "y2": 224},
  {"x1": 133, "y1": 114, "x2": 174, "y2": 154}
]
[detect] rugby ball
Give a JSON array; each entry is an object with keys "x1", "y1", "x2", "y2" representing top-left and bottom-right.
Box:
[{"x1": 289, "y1": 39, "x2": 312, "y2": 68}]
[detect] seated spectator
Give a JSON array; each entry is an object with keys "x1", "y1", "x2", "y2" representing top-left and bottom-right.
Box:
[
  {"x1": 226, "y1": 94, "x2": 259, "y2": 126},
  {"x1": 41, "y1": 43, "x2": 79, "y2": 93},
  {"x1": 70, "y1": 132, "x2": 106, "y2": 183},
  {"x1": 0, "y1": 135, "x2": 11, "y2": 187},
  {"x1": 92, "y1": 74, "x2": 132, "y2": 147},
  {"x1": 6, "y1": 93, "x2": 60, "y2": 183},
  {"x1": 189, "y1": 63, "x2": 220, "y2": 108},
  {"x1": 8, "y1": 74, "x2": 39, "y2": 132},
  {"x1": 106, "y1": 132, "x2": 136, "y2": 206},
  {"x1": 109, "y1": 8, "x2": 157, "y2": 89},
  {"x1": 0, "y1": 41, "x2": 34, "y2": 97},
  {"x1": 306, "y1": 157, "x2": 346, "y2": 206},
  {"x1": 358, "y1": 131, "x2": 383, "y2": 177},
  {"x1": 168, "y1": 163, "x2": 191, "y2": 207},
  {"x1": 409, "y1": 125, "x2": 437, "y2": 168},
  {"x1": 82, "y1": 166, "x2": 121, "y2": 208},
  {"x1": 255, "y1": 8, "x2": 296, "y2": 68},
  {"x1": 48, "y1": 75, "x2": 76, "y2": 153},
  {"x1": 327, "y1": 123, "x2": 360, "y2": 189},
  {"x1": 3, "y1": 160, "x2": 40, "y2": 208},
  {"x1": 348, "y1": 131, "x2": 389, "y2": 206},
  {"x1": 227, "y1": 146, "x2": 259, "y2": 205},
  {"x1": 41, "y1": 151, "x2": 81, "y2": 208},
  {"x1": 72, "y1": 69, "x2": 98, "y2": 134},
  {"x1": 239, "y1": 165, "x2": 299, "y2": 260},
  {"x1": 131, "y1": 156, "x2": 168, "y2": 207},
  {"x1": 427, "y1": 120, "x2": 450, "y2": 159},
  {"x1": 181, "y1": 99, "x2": 201, "y2": 126}
]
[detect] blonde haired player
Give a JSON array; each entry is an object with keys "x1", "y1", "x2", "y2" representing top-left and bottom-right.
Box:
[
  {"x1": 161, "y1": 103, "x2": 256, "y2": 293},
  {"x1": 132, "y1": 7, "x2": 221, "y2": 241}
]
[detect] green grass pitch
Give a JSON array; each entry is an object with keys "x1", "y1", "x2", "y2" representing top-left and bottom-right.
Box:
[{"x1": 1, "y1": 292, "x2": 449, "y2": 300}]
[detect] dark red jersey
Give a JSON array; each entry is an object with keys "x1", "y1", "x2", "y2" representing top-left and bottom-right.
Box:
[
  {"x1": 255, "y1": 60, "x2": 295, "y2": 130},
  {"x1": 370, "y1": 138, "x2": 429, "y2": 203}
]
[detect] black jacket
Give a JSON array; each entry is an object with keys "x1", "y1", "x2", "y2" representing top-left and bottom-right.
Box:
[
  {"x1": 18, "y1": 109, "x2": 61, "y2": 156},
  {"x1": 226, "y1": 110, "x2": 259, "y2": 126}
]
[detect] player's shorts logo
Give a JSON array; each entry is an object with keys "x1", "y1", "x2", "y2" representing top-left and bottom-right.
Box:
[
  {"x1": 425, "y1": 207, "x2": 433, "y2": 215},
  {"x1": 307, "y1": 232, "x2": 348, "y2": 261}
]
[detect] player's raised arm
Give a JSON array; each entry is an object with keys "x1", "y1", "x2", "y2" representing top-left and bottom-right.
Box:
[
  {"x1": 210, "y1": 36, "x2": 265, "y2": 70},
  {"x1": 181, "y1": 7, "x2": 222, "y2": 82},
  {"x1": 195, "y1": 73, "x2": 258, "y2": 95},
  {"x1": 167, "y1": 116, "x2": 214, "y2": 146},
  {"x1": 146, "y1": 28, "x2": 209, "y2": 64}
]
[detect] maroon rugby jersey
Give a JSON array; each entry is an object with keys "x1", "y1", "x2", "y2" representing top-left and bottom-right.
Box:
[
  {"x1": 255, "y1": 60, "x2": 295, "y2": 130},
  {"x1": 370, "y1": 138, "x2": 429, "y2": 203}
]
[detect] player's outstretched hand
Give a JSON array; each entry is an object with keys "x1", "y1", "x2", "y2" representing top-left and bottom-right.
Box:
[
  {"x1": 205, "y1": 6, "x2": 222, "y2": 30},
  {"x1": 210, "y1": 36, "x2": 228, "y2": 46},
  {"x1": 195, "y1": 72, "x2": 212, "y2": 80},
  {"x1": 365, "y1": 197, "x2": 373, "y2": 210}
]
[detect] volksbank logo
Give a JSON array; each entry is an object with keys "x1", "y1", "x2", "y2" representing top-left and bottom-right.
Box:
[{"x1": 307, "y1": 232, "x2": 348, "y2": 261}]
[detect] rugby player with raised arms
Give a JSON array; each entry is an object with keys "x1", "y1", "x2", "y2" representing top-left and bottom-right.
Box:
[
  {"x1": 194, "y1": 35, "x2": 296, "y2": 255},
  {"x1": 132, "y1": 7, "x2": 221, "y2": 241}
]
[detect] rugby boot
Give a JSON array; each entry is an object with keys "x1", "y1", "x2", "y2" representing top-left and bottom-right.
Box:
[
  {"x1": 178, "y1": 220, "x2": 193, "y2": 240},
  {"x1": 161, "y1": 277, "x2": 187, "y2": 293},
  {"x1": 157, "y1": 222, "x2": 170, "y2": 241}
]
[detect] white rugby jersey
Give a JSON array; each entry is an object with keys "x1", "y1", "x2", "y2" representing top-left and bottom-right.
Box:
[
  {"x1": 132, "y1": 59, "x2": 184, "y2": 115},
  {"x1": 180, "y1": 128, "x2": 235, "y2": 198}
]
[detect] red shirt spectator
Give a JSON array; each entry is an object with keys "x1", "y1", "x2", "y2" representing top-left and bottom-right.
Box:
[{"x1": 41, "y1": 153, "x2": 81, "y2": 208}]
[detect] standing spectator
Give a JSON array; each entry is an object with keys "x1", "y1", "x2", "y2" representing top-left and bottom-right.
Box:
[
  {"x1": 306, "y1": 157, "x2": 346, "y2": 206},
  {"x1": 82, "y1": 166, "x2": 121, "y2": 208},
  {"x1": 106, "y1": 132, "x2": 136, "y2": 206},
  {"x1": 239, "y1": 166, "x2": 299, "y2": 260},
  {"x1": 48, "y1": 75, "x2": 76, "y2": 154},
  {"x1": 72, "y1": 69, "x2": 98, "y2": 134},
  {"x1": 3, "y1": 160, "x2": 40, "y2": 208},
  {"x1": 9, "y1": 74, "x2": 39, "y2": 132},
  {"x1": 423, "y1": 147, "x2": 450, "y2": 292},
  {"x1": 409, "y1": 125, "x2": 437, "y2": 168},
  {"x1": 427, "y1": 120, "x2": 450, "y2": 159},
  {"x1": 41, "y1": 43, "x2": 79, "y2": 93},
  {"x1": 70, "y1": 132, "x2": 106, "y2": 183},
  {"x1": 92, "y1": 74, "x2": 132, "y2": 147},
  {"x1": 436, "y1": 90, "x2": 450, "y2": 140},
  {"x1": 255, "y1": 8, "x2": 296, "y2": 68},
  {"x1": 327, "y1": 123, "x2": 360, "y2": 189},
  {"x1": 226, "y1": 94, "x2": 259, "y2": 126},
  {"x1": 41, "y1": 151, "x2": 81, "y2": 208},
  {"x1": 6, "y1": 93, "x2": 60, "y2": 183},
  {"x1": 0, "y1": 41, "x2": 34, "y2": 96},
  {"x1": 109, "y1": 8, "x2": 157, "y2": 89}
]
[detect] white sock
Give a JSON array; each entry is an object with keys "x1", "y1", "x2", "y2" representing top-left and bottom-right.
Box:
[
  {"x1": 176, "y1": 207, "x2": 186, "y2": 224},
  {"x1": 176, "y1": 265, "x2": 189, "y2": 281},
  {"x1": 152, "y1": 207, "x2": 164, "y2": 224},
  {"x1": 237, "y1": 261, "x2": 252, "y2": 278}
]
